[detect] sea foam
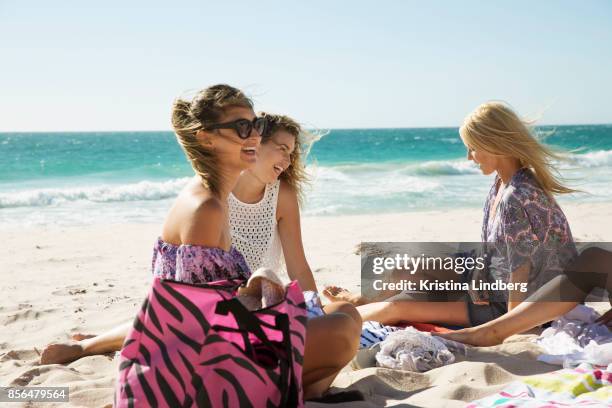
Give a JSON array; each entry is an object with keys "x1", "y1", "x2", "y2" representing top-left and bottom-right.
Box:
[{"x1": 0, "y1": 177, "x2": 190, "y2": 208}]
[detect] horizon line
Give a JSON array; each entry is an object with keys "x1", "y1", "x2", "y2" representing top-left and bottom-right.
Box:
[{"x1": 1, "y1": 122, "x2": 611, "y2": 134}]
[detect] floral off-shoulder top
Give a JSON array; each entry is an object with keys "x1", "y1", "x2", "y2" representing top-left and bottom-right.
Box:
[{"x1": 151, "y1": 237, "x2": 251, "y2": 284}]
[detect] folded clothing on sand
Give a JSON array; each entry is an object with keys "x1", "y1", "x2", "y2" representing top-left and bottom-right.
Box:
[
  {"x1": 360, "y1": 320, "x2": 452, "y2": 349},
  {"x1": 467, "y1": 362, "x2": 612, "y2": 408},
  {"x1": 536, "y1": 304, "x2": 612, "y2": 367},
  {"x1": 375, "y1": 327, "x2": 455, "y2": 372}
]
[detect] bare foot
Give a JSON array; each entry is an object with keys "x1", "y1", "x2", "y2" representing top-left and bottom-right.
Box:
[
  {"x1": 322, "y1": 286, "x2": 369, "y2": 306},
  {"x1": 40, "y1": 341, "x2": 85, "y2": 365},
  {"x1": 434, "y1": 326, "x2": 504, "y2": 347}
]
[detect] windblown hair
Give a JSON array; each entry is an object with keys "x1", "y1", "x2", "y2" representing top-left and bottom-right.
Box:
[
  {"x1": 171, "y1": 84, "x2": 253, "y2": 194},
  {"x1": 259, "y1": 112, "x2": 310, "y2": 203},
  {"x1": 460, "y1": 101, "x2": 575, "y2": 195}
]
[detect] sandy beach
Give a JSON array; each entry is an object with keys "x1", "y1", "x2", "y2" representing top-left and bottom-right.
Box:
[
  {"x1": 3, "y1": 1, "x2": 611, "y2": 405},
  {"x1": 1, "y1": 203, "x2": 611, "y2": 407}
]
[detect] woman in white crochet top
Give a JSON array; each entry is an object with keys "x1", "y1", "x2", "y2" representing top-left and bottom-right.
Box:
[
  {"x1": 228, "y1": 113, "x2": 362, "y2": 398},
  {"x1": 230, "y1": 112, "x2": 315, "y2": 287},
  {"x1": 41, "y1": 113, "x2": 362, "y2": 401}
]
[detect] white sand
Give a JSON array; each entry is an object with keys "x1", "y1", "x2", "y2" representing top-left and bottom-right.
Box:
[{"x1": 1, "y1": 203, "x2": 610, "y2": 407}]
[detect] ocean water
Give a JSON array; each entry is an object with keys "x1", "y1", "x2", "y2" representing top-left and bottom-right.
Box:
[{"x1": 1, "y1": 125, "x2": 612, "y2": 227}]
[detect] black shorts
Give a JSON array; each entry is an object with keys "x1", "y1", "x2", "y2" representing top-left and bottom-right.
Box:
[{"x1": 466, "y1": 301, "x2": 507, "y2": 327}]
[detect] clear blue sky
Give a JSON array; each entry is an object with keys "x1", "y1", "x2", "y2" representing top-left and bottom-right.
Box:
[{"x1": 1, "y1": 1, "x2": 611, "y2": 131}]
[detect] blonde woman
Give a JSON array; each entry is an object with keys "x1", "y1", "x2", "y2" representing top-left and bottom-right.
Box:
[{"x1": 325, "y1": 101, "x2": 577, "y2": 329}]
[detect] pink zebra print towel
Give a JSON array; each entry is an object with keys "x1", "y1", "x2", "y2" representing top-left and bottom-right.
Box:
[{"x1": 115, "y1": 277, "x2": 307, "y2": 408}]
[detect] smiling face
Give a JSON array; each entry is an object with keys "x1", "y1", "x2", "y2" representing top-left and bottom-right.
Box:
[
  {"x1": 251, "y1": 130, "x2": 296, "y2": 183},
  {"x1": 199, "y1": 106, "x2": 262, "y2": 171}
]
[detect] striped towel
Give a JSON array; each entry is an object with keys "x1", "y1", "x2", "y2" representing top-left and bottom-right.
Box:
[
  {"x1": 360, "y1": 321, "x2": 401, "y2": 348},
  {"x1": 467, "y1": 363, "x2": 612, "y2": 407},
  {"x1": 360, "y1": 321, "x2": 454, "y2": 349}
]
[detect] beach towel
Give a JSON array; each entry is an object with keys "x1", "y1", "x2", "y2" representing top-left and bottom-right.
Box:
[
  {"x1": 114, "y1": 274, "x2": 307, "y2": 408},
  {"x1": 466, "y1": 363, "x2": 612, "y2": 407}
]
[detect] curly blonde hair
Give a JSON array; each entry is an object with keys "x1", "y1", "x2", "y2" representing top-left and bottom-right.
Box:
[{"x1": 259, "y1": 112, "x2": 311, "y2": 203}]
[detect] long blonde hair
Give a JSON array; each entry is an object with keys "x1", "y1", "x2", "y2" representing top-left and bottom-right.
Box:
[{"x1": 460, "y1": 101, "x2": 575, "y2": 195}]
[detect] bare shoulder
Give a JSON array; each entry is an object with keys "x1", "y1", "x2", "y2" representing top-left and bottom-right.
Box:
[
  {"x1": 277, "y1": 179, "x2": 299, "y2": 220},
  {"x1": 162, "y1": 181, "x2": 225, "y2": 247},
  {"x1": 182, "y1": 195, "x2": 225, "y2": 246}
]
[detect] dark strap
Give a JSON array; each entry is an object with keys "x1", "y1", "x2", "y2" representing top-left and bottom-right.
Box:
[{"x1": 214, "y1": 298, "x2": 299, "y2": 406}]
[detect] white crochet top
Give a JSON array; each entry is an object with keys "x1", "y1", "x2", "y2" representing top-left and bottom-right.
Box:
[{"x1": 229, "y1": 180, "x2": 285, "y2": 276}]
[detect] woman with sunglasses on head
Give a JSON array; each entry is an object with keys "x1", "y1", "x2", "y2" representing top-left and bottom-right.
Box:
[
  {"x1": 41, "y1": 87, "x2": 361, "y2": 400},
  {"x1": 40, "y1": 84, "x2": 265, "y2": 364}
]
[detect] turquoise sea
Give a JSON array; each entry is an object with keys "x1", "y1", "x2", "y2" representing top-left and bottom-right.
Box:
[{"x1": 1, "y1": 125, "x2": 612, "y2": 226}]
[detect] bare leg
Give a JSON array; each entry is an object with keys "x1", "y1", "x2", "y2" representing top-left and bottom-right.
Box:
[
  {"x1": 322, "y1": 286, "x2": 370, "y2": 306},
  {"x1": 40, "y1": 321, "x2": 132, "y2": 364},
  {"x1": 436, "y1": 247, "x2": 612, "y2": 346},
  {"x1": 302, "y1": 301, "x2": 362, "y2": 399},
  {"x1": 357, "y1": 300, "x2": 470, "y2": 327},
  {"x1": 435, "y1": 301, "x2": 579, "y2": 346},
  {"x1": 323, "y1": 263, "x2": 462, "y2": 306},
  {"x1": 323, "y1": 273, "x2": 420, "y2": 306}
]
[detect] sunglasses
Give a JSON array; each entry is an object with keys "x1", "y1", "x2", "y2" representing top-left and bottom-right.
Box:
[{"x1": 203, "y1": 117, "x2": 267, "y2": 140}]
